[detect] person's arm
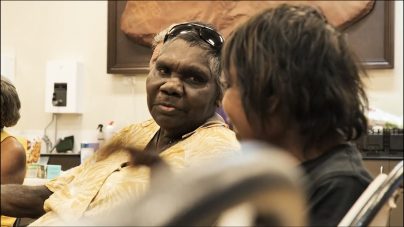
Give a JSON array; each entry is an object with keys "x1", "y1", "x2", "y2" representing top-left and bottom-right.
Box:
[
  {"x1": 1, "y1": 154, "x2": 89, "y2": 218},
  {"x1": 1, "y1": 137, "x2": 27, "y2": 184},
  {"x1": 0, "y1": 184, "x2": 52, "y2": 218}
]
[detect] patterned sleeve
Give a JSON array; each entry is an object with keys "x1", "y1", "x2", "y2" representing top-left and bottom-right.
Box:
[
  {"x1": 185, "y1": 126, "x2": 240, "y2": 167},
  {"x1": 45, "y1": 120, "x2": 151, "y2": 194},
  {"x1": 45, "y1": 154, "x2": 95, "y2": 192}
]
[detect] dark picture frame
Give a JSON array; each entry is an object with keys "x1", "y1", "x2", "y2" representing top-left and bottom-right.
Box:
[{"x1": 107, "y1": 1, "x2": 394, "y2": 74}]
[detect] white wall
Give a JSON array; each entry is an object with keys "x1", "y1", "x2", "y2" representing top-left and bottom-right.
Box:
[
  {"x1": 1, "y1": 1, "x2": 403, "y2": 152},
  {"x1": 365, "y1": 0, "x2": 403, "y2": 117},
  {"x1": 1, "y1": 1, "x2": 151, "y2": 152}
]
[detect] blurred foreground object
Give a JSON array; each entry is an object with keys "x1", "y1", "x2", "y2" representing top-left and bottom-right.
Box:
[
  {"x1": 338, "y1": 161, "x2": 403, "y2": 227},
  {"x1": 72, "y1": 141, "x2": 308, "y2": 226}
]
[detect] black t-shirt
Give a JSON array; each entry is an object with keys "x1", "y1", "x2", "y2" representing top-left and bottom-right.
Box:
[{"x1": 301, "y1": 143, "x2": 373, "y2": 226}]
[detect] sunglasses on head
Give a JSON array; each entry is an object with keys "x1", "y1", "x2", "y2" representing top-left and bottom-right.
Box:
[{"x1": 163, "y1": 23, "x2": 224, "y2": 52}]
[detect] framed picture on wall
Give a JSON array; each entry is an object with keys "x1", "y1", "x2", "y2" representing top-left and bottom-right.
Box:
[{"x1": 107, "y1": 1, "x2": 394, "y2": 74}]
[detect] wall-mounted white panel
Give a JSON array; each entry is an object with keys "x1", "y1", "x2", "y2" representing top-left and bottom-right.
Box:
[{"x1": 45, "y1": 60, "x2": 83, "y2": 114}]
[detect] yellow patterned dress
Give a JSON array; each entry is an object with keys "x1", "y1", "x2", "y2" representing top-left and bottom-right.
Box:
[{"x1": 30, "y1": 114, "x2": 240, "y2": 226}]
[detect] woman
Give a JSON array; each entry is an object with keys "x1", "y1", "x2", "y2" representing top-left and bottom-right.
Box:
[
  {"x1": 1, "y1": 76, "x2": 26, "y2": 184},
  {"x1": 221, "y1": 5, "x2": 372, "y2": 226},
  {"x1": 1, "y1": 76, "x2": 27, "y2": 227},
  {"x1": 1, "y1": 22, "x2": 240, "y2": 226}
]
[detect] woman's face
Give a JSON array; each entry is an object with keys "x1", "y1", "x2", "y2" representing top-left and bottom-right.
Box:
[
  {"x1": 222, "y1": 65, "x2": 290, "y2": 147},
  {"x1": 146, "y1": 39, "x2": 218, "y2": 135},
  {"x1": 222, "y1": 66, "x2": 255, "y2": 140}
]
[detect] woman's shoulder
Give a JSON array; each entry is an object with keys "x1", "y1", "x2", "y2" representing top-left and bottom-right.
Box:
[
  {"x1": 1, "y1": 136, "x2": 26, "y2": 170},
  {"x1": 195, "y1": 123, "x2": 237, "y2": 142},
  {"x1": 119, "y1": 119, "x2": 157, "y2": 132},
  {"x1": 1, "y1": 136, "x2": 26, "y2": 156},
  {"x1": 114, "y1": 119, "x2": 158, "y2": 138}
]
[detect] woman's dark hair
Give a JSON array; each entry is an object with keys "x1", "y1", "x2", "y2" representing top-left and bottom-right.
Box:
[
  {"x1": 1, "y1": 76, "x2": 21, "y2": 129},
  {"x1": 222, "y1": 4, "x2": 368, "y2": 148},
  {"x1": 162, "y1": 21, "x2": 224, "y2": 104}
]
